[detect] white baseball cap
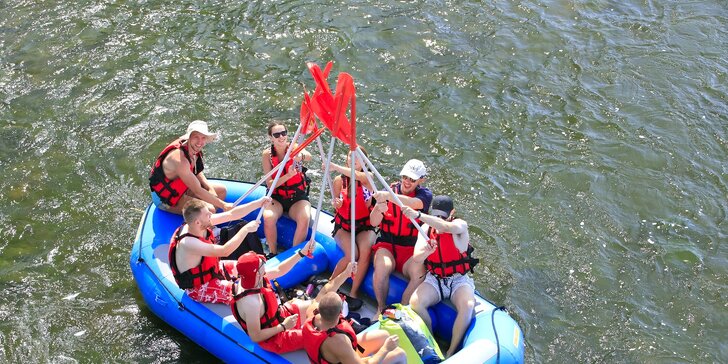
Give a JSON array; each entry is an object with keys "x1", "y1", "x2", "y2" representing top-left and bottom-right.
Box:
[
  {"x1": 399, "y1": 159, "x2": 427, "y2": 180},
  {"x1": 182, "y1": 120, "x2": 218, "y2": 142}
]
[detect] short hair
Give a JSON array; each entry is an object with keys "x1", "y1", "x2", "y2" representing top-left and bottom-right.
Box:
[
  {"x1": 267, "y1": 120, "x2": 286, "y2": 136},
  {"x1": 318, "y1": 292, "x2": 342, "y2": 322},
  {"x1": 182, "y1": 199, "x2": 207, "y2": 224}
]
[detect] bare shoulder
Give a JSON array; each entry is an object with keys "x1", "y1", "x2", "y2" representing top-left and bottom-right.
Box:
[
  {"x1": 238, "y1": 293, "x2": 262, "y2": 315},
  {"x1": 321, "y1": 333, "x2": 356, "y2": 361}
]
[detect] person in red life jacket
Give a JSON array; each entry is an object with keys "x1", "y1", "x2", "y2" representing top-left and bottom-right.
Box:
[
  {"x1": 369, "y1": 159, "x2": 433, "y2": 315},
  {"x1": 168, "y1": 196, "x2": 271, "y2": 304},
  {"x1": 230, "y1": 242, "x2": 318, "y2": 354},
  {"x1": 403, "y1": 195, "x2": 479, "y2": 358},
  {"x1": 302, "y1": 291, "x2": 406, "y2": 364},
  {"x1": 149, "y1": 120, "x2": 233, "y2": 215},
  {"x1": 325, "y1": 148, "x2": 376, "y2": 310},
  {"x1": 261, "y1": 121, "x2": 313, "y2": 258}
]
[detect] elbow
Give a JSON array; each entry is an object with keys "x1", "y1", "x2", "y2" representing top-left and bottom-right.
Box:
[{"x1": 249, "y1": 332, "x2": 265, "y2": 343}]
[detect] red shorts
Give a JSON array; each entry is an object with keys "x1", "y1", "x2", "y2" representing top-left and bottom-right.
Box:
[
  {"x1": 185, "y1": 260, "x2": 237, "y2": 304},
  {"x1": 257, "y1": 302, "x2": 304, "y2": 354},
  {"x1": 372, "y1": 242, "x2": 415, "y2": 274}
]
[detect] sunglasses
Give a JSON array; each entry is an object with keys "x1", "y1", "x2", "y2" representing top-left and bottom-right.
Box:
[
  {"x1": 401, "y1": 176, "x2": 419, "y2": 183},
  {"x1": 271, "y1": 130, "x2": 288, "y2": 138}
]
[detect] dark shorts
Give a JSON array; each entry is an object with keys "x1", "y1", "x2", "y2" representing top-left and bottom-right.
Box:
[
  {"x1": 331, "y1": 219, "x2": 375, "y2": 237},
  {"x1": 272, "y1": 192, "x2": 309, "y2": 213}
]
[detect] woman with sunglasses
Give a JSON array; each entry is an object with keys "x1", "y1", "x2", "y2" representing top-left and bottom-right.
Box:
[{"x1": 261, "y1": 121, "x2": 312, "y2": 258}]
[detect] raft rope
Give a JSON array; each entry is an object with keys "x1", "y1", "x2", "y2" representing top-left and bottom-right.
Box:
[
  {"x1": 134, "y1": 207, "x2": 273, "y2": 364},
  {"x1": 490, "y1": 305, "x2": 506, "y2": 364}
]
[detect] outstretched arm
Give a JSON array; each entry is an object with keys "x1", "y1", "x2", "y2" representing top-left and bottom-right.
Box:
[
  {"x1": 402, "y1": 206, "x2": 469, "y2": 253},
  {"x1": 315, "y1": 262, "x2": 356, "y2": 301},
  {"x1": 181, "y1": 221, "x2": 261, "y2": 258},
  {"x1": 211, "y1": 196, "x2": 271, "y2": 226}
]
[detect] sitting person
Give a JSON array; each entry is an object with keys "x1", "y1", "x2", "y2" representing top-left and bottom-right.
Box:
[
  {"x1": 149, "y1": 120, "x2": 232, "y2": 214},
  {"x1": 302, "y1": 291, "x2": 407, "y2": 364},
  {"x1": 261, "y1": 121, "x2": 313, "y2": 257},
  {"x1": 326, "y1": 148, "x2": 376, "y2": 309},
  {"x1": 369, "y1": 159, "x2": 432, "y2": 314},
  {"x1": 168, "y1": 196, "x2": 271, "y2": 303},
  {"x1": 230, "y1": 249, "x2": 353, "y2": 354},
  {"x1": 403, "y1": 195, "x2": 479, "y2": 358}
]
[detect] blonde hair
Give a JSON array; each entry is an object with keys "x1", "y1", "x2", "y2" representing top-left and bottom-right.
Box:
[{"x1": 182, "y1": 199, "x2": 207, "y2": 224}]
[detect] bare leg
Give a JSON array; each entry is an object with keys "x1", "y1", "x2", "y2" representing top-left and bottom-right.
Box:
[
  {"x1": 401, "y1": 257, "x2": 426, "y2": 305},
  {"x1": 357, "y1": 330, "x2": 406, "y2": 364},
  {"x1": 164, "y1": 193, "x2": 194, "y2": 215},
  {"x1": 409, "y1": 280, "x2": 440, "y2": 331},
  {"x1": 211, "y1": 183, "x2": 227, "y2": 202},
  {"x1": 329, "y1": 229, "x2": 353, "y2": 279},
  {"x1": 350, "y1": 230, "x2": 375, "y2": 297},
  {"x1": 372, "y1": 248, "x2": 395, "y2": 315},
  {"x1": 447, "y1": 284, "x2": 475, "y2": 357},
  {"x1": 288, "y1": 199, "x2": 311, "y2": 246},
  {"x1": 262, "y1": 201, "x2": 283, "y2": 254}
]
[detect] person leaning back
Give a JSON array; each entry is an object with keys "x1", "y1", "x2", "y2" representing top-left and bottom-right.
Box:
[{"x1": 149, "y1": 120, "x2": 233, "y2": 215}]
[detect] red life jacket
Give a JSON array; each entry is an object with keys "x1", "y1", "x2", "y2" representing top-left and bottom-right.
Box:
[
  {"x1": 269, "y1": 144, "x2": 308, "y2": 200},
  {"x1": 333, "y1": 176, "x2": 372, "y2": 231},
  {"x1": 302, "y1": 313, "x2": 359, "y2": 364},
  {"x1": 378, "y1": 183, "x2": 422, "y2": 247},
  {"x1": 230, "y1": 278, "x2": 288, "y2": 340},
  {"x1": 168, "y1": 225, "x2": 224, "y2": 289},
  {"x1": 425, "y1": 226, "x2": 479, "y2": 278},
  {"x1": 149, "y1": 138, "x2": 204, "y2": 206}
]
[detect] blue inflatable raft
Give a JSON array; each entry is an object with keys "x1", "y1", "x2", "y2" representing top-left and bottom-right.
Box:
[{"x1": 130, "y1": 179, "x2": 524, "y2": 363}]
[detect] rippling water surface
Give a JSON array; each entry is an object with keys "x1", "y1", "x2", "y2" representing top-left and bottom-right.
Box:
[{"x1": 1, "y1": 0, "x2": 726, "y2": 362}]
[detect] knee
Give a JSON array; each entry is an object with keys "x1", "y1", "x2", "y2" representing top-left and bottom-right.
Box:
[
  {"x1": 457, "y1": 299, "x2": 475, "y2": 314},
  {"x1": 410, "y1": 294, "x2": 422, "y2": 310},
  {"x1": 263, "y1": 211, "x2": 277, "y2": 223}
]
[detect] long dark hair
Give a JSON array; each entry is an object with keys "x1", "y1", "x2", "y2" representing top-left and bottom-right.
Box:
[{"x1": 267, "y1": 121, "x2": 286, "y2": 136}]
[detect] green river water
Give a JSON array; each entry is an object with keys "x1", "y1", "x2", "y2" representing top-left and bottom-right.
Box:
[{"x1": 1, "y1": 0, "x2": 726, "y2": 362}]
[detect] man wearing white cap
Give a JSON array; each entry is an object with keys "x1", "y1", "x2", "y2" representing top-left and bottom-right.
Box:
[
  {"x1": 149, "y1": 120, "x2": 232, "y2": 214},
  {"x1": 369, "y1": 159, "x2": 433, "y2": 315}
]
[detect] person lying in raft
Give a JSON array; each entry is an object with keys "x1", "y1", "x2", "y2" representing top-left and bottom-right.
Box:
[
  {"x1": 261, "y1": 121, "x2": 313, "y2": 258},
  {"x1": 369, "y1": 159, "x2": 433, "y2": 315},
  {"x1": 403, "y1": 195, "x2": 479, "y2": 358},
  {"x1": 168, "y1": 196, "x2": 271, "y2": 304},
  {"x1": 231, "y1": 250, "x2": 359, "y2": 354},
  {"x1": 325, "y1": 148, "x2": 376, "y2": 311},
  {"x1": 302, "y1": 291, "x2": 407, "y2": 364}
]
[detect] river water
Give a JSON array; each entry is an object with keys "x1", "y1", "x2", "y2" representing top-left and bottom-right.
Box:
[{"x1": 1, "y1": 0, "x2": 726, "y2": 362}]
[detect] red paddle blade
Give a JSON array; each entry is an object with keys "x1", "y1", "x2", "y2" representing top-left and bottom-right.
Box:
[
  {"x1": 305, "y1": 62, "x2": 357, "y2": 146},
  {"x1": 333, "y1": 73, "x2": 356, "y2": 149},
  {"x1": 300, "y1": 88, "x2": 319, "y2": 135}
]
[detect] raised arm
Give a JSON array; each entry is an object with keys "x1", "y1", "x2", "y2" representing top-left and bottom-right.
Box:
[
  {"x1": 315, "y1": 262, "x2": 356, "y2": 301},
  {"x1": 402, "y1": 206, "x2": 469, "y2": 253}
]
